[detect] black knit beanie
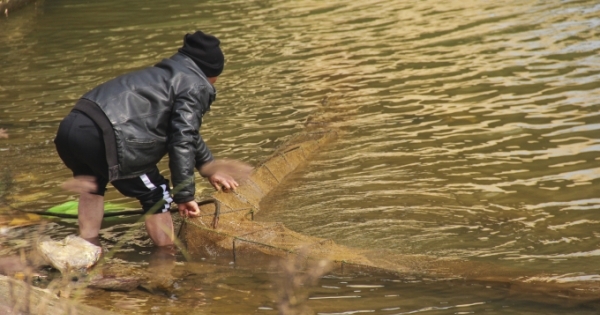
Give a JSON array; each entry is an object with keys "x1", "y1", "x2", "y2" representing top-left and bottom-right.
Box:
[{"x1": 178, "y1": 31, "x2": 224, "y2": 77}]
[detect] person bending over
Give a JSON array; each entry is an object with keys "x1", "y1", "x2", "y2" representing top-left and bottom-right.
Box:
[{"x1": 54, "y1": 31, "x2": 242, "y2": 247}]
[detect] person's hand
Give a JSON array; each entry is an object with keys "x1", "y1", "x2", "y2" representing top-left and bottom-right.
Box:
[
  {"x1": 0, "y1": 128, "x2": 7, "y2": 139},
  {"x1": 208, "y1": 172, "x2": 239, "y2": 192},
  {"x1": 62, "y1": 176, "x2": 98, "y2": 194},
  {"x1": 177, "y1": 200, "x2": 200, "y2": 218},
  {"x1": 199, "y1": 159, "x2": 252, "y2": 192}
]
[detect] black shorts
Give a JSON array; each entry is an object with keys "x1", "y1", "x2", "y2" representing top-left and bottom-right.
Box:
[{"x1": 54, "y1": 110, "x2": 172, "y2": 214}]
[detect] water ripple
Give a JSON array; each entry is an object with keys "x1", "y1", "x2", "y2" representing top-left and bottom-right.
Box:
[{"x1": 2, "y1": 0, "x2": 600, "y2": 294}]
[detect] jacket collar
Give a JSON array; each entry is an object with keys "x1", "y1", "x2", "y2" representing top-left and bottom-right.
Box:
[
  {"x1": 170, "y1": 53, "x2": 216, "y2": 116},
  {"x1": 170, "y1": 53, "x2": 217, "y2": 92}
]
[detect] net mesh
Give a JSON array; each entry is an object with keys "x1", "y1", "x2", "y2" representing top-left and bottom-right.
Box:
[{"x1": 179, "y1": 97, "x2": 600, "y2": 302}]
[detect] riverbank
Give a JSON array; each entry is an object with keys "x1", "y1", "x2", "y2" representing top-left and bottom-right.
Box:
[{"x1": 0, "y1": 275, "x2": 119, "y2": 315}]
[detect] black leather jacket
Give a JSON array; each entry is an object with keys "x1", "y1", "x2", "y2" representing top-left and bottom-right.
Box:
[{"x1": 73, "y1": 53, "x2": 215, "y2": 203}]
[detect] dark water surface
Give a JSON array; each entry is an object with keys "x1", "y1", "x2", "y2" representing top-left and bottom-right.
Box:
[{"x1": 1, "y1": 0, "x2": 600, "y2": 313}]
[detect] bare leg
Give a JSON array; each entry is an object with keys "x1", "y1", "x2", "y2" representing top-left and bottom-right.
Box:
[
  {"x1": 145, "y1": 245, "x2": 177, "y2": 294},
  {"x1": 145, "y1": 212, "x2": 174, "y2": 247},
  {"x1": 78, "y1": 193, "x2": 104, "y2": 239},
  {"x1": 148, "y1": 245, "x2": 176, "y2": 274}
]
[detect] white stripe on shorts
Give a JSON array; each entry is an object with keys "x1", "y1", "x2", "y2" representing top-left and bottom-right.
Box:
[
  {"x1": 161, "y1": 184, "x2": 173, "y2": 211},
  {"x1": 140, "y1": 174, "x2": 157, "y2": 190},
  {"x1": 140, "y1": 174, "x2": 172, "y2": 213}
]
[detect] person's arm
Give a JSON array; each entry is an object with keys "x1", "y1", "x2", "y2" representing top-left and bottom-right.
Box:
[
  {"x1": 168, "y1": 85, "x2": 207, "y2": 205},
  {"x1": 195, "y1": 135, "x2": 214, "y2": 169}
]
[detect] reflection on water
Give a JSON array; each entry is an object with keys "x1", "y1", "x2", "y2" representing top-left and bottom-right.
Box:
[
  {"x1": 1, "y1": 0, "x2": 600, "y2": 313},
  {"x1": 80, "y1": 257, "x2": 600, "y2": 315}
]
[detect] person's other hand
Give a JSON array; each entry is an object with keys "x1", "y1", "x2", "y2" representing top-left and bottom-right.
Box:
[
  {"x1": 208, "y1": 172, "x2": 239, "y2": 192},
  {"x1": 177, "y1": 200, "x2": 200, "y2": 218},
  {"x1": 62, "y1": 176, "x2": 98, "y2": 194},
  {"x1": 199, "y1": 159, "x2": 252, "y2": 182}
]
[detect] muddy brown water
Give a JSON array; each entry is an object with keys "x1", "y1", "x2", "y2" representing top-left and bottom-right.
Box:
[{"x1": 1, "y1": 0, "x2": 600, "y2": 314}]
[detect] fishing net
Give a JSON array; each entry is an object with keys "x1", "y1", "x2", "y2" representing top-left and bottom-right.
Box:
[
  {"x1": 179, "y1": 97, "x2": 482, "y2": 277},
  {"x1": 179, "y1": 95, "x2": 380, "y2": 269},
  {"x1": 179, "y1": 129, "x2": 368, "y2": 263},
  {"x1": 179, "y1": 97, "x2": 600, "y2": 304}
]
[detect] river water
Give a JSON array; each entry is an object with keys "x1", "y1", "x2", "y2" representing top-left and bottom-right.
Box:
[{"x1": 1, "y1": 0, "x2": 600, "y2": 314}]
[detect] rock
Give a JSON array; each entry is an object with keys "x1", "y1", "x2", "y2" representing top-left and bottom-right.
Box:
[
  {"x1": 87, "y1": 275, "x2": 141, "y2": 292},
  {"x1": 37, "y1": 235, "x2": 102, "y2": 274}
]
